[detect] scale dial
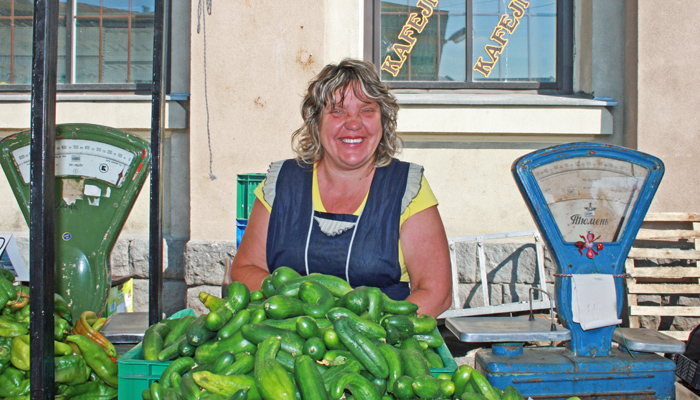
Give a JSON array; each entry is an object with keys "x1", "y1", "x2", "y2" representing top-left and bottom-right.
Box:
[
  {"x1": 532, "y1": 156, "x2": 648, "y2": 243},
  {"x1": 12, "y1": 139, "x2": 135, "y2": 187}
]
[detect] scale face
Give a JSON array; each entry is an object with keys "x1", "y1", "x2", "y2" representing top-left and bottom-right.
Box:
[
  {"x1": 0, "y1": 124, "x2": 151, "y2": 321},
  {"x1": 12, "y1": 139, "x2": 136, "y2": 187},
  {"x1": 513, "y1": 143, "x2": 664, "y2": 275},
  {"x1": 531, "y1": 156, "x2": 647, "y2": 245}
]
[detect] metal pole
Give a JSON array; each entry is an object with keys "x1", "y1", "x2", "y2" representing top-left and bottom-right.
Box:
[
  {"x1": 29, "y1": 0, "x2": 58, "y2": 396},
  {"x1": 149, "y1": 0, "x2": 169, "y2": 326}
]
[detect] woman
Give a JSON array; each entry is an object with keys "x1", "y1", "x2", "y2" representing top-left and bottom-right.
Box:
[{"x1": 227, "y1": 58, "x2": 452, "y2": 317}]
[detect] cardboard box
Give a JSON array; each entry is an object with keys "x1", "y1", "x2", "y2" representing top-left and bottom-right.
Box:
[{"x1": 104, "y1": 277, "x2": 133, "y2": 317}]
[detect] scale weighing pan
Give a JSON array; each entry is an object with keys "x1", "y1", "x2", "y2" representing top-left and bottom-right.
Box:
[{"x1": 0, "y1": 124, "x2": 151, "y2": 322}]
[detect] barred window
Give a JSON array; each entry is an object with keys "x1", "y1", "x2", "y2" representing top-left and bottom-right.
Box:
[{"x1": 0, "y1": 0, "x2": 155, "y2": 88}]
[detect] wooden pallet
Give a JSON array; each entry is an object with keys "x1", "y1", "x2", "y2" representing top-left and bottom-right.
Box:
[{"x1": 625, "y1": 212, "x2": 700, "y2": 341}]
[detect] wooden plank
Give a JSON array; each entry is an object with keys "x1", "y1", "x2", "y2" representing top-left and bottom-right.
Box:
[
  {"x1": 635, "y1": 229, "x2": 700, "y2": 241},
  {"x1": 630, "y1": 306, "x2": 700, "y2": 317},
  {"x1": 664, "y1": 331, "x2": 691, "y2": 341},
  {"x1": 643, "y1": 212, "x2": 700, "y2": 222},
  {"x1": 628, "y1": 267, "x2": 700, "y2": 278},
  {"x1": 628, "y1": 248, "x2": 700, "y2": 260},
  {"x1": 626, "y1": 282, "x2": 700, "y2": 294}
]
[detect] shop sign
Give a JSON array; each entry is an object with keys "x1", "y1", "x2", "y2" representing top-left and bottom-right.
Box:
[
  {"x1": 381, "y1": 0, "x2": 439, "y2": 77},
  {"x1": 473, "y1": 0, "x2": 530, "y2": 78}
]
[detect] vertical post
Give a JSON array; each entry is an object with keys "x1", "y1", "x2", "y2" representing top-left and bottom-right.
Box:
[
  {"x1": 29, "y1": 0, "x2": 58, "y2": 397},
  {"x1": 149, "y1": 0, "x2": 169, "y2": 325}
]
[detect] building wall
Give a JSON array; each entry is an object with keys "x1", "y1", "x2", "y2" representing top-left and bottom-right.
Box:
[{"x1": 636, "y1": 1, "x2": 700, "y2": 213}]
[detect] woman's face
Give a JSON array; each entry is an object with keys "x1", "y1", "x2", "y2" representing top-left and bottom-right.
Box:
[{"x1": 318, "y1": 86, "x2": 383, "y2": 172}]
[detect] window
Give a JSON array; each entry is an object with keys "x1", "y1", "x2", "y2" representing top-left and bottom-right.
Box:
[
  {"x1": 0, "y1": 0, "x2": 155, "y2": 89},
  {"x1": 365, "y1": 0, "x2": 572, "y2": 92}
]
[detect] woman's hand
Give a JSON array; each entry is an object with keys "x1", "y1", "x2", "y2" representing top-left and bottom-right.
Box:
[
  {"x1": 401, "y1": 205, "x2": 453, "y2": 318},
  {"x1": 226, "y1": 199, "x2": 272, "y2": 292}
]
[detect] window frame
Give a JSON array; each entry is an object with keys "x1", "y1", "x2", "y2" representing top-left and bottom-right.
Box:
[
  {"x1": 364, "y1": 0, "x2": 573, "y2": 93},
  {"x1": 0, "y1": 0, "x2": 170, "y2": 93}
]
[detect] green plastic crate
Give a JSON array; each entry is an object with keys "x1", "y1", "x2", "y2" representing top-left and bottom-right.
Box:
[
  {"x1": 117, "y1": 309, "x2": 196, "y2": 399},
  {"x1": 431, "y1": 331, "x2": 458, "y2": 377},
  {"x1": 236, "y1": 173, "x2": 265, "y2": 220}
]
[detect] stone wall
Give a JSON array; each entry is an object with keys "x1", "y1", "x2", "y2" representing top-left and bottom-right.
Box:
[
  {"x1": 11, "y1": 235, "x2": 699, "y2": 334},
  {"x1": 451, "y1": 240, "x2": 557, "y2": 310}
]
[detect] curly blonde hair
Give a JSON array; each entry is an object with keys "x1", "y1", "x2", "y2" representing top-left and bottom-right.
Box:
[{"x1": 292, "y1": 58, "x2": 401, "y2": 167}]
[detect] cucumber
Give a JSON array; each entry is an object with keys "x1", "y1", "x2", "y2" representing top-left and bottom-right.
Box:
[
  {"x1": 254, "y1": 336, "x2": 296, "y2": 400},
  {"x1": 241, "y1": 323, "x2": 305, "y2": 356},
  {"x1": 503, "y1": 385, "x2": 524, "y2": 400},
  {"x1": 163, "y1": 315, "x2": 196, "y2": 347},
  {"x1": 382, "y1": 294, "x2": 419, "y2": 315},
  {"x1": 194, "y1": 331, "x2": 257, "y2": 365},
  {"x1": 340, "y1": 289, "x2": 369, "y2": 315},
  {"x1": 399, "y1": 348, "x2": 431, "y2": 378},
  {"x1": 219, "y1": 353, "x2": 255, "y2": 376},
  {"x1": 322, "y1": 358, "x2": 364, "y2": 391},
  {"x1": 377, "y1": 342, "x2": 402, "y2": 392},
  {"x1": 186, "y1": 314, "x2": 215, "y2": 347},
  {"x1": 471, "y1": 369, "x2": 500, "y2": 400},
  {"x1": 295, "y1": 354, "x2": 330, "y2": 400},
  {"x1": 217, "y1": 309, "x2": 251, "y2": 340},
  {"x1": 263, "y1": 295, "x2": 306, "y2": 320},
  {"x1": 411, "y1": 374, "x2": 441, "y2": 399},
  {"x1": 271, "y1": 266, "x2": 302, "y2": 288},
  {"x1": 330, "y1": 371, "x2": 380, "y2": 400},
  {"x1": 354, "y1": 286, "x2": 384, "y2": 322},
  {"x1": 333, "y1": 317, "x2": 389, "y2": 379},
  {"x1": 158, "y1": 335, "x2": 188, "y2": 361},
  {"x1": 192, "y1": 371, "x2": 261, "y2": 399},
  {"x1": 299, "y1": 280, "x2": 336, "y2": 318},
  {"x1": 423, "y1": 348, "x2": 444, "y2": 368},
  {"x1": 327, "y1": 307, "x2": 386, "y2": 340}
]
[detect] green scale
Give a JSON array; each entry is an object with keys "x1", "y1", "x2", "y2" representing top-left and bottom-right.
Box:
[{"x1": 0, "y1": 123, "x2": 151, "y2": 322}]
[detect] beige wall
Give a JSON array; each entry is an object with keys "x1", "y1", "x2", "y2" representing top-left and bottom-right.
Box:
[
  {"x1": 188, "y1": 1, "x2": 325, "y2": 240},
  {"x1": 636, "y1": 1, "x2": 700, "y2": 213}
]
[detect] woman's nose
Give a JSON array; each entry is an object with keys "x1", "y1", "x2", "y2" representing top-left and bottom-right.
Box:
[{"x1": 344, "y1": 113, "x2": 362, "y2": 130}]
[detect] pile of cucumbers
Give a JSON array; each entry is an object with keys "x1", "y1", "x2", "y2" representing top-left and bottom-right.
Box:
[{"x1": 142, "y1": 267, "x2": 527, "y2": 400}]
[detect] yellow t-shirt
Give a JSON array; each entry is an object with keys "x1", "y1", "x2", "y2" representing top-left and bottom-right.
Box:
[{"x1": 254, "y1": 164, "x2": 438, "y2": 281}]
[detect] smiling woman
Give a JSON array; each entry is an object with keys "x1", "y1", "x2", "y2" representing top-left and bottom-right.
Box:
[{"x1": 226, "y1": 58, "x2": 452, "y2": 318}]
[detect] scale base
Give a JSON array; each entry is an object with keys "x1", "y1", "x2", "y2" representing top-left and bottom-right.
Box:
[{"x1": 476, "y1": 346, "x2": 675, "y2": 400}]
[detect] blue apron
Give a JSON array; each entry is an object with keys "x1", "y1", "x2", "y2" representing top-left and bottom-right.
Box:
[{"x1": 266, "y1": 159, "x2": 411, "y2": 300}]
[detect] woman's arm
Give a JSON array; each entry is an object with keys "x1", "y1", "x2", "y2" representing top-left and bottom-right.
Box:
[
  {"x1": 401, "y1": 205, "x2": 453, "y2": 318},
  {"x1": 224, "y1": 199, "x2": 271, "y2": 292}
]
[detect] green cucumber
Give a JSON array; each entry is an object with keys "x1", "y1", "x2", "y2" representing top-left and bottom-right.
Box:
[
  {"x1": 333, "y1": 318, "x2": 389, "y2": 379},
  {"x1": 411, "y1": 374, "x2": 441, "y2": 399},
  {"x1": 217, "y1": 309, "x2": 251, "y2": 340},
  {"x1": 194, "y1": 331, "x2": 257, "y2": 365},
  {"x1": 340, "y1": 289, "x2": 370, "y2": 315},
  {"x1": 241, "y1": 323, "x2": 305, "y2": 356},
  {"x1": 263, "y1": 295, "x2": 306, "y2": 319},
  {"x1": 163, "y1": 315, "x2": 196, "y2": 347},
  {"x1": 399, "y1": 348, "x2": 431, "y2": 378},
  {"x1": 382, "y1": 294, "x2": 419, "y2": 315},
  {"x1": 271, "y1": 266, "x2": 302, "y2": 289},
  {"x1": 219, "y1": 353, "x2": 255, "y2": 376},
  {"x1": 192, "y1": 371, "x2": 261, "y2": 399},
  {"x1": 327, "y1": 307, "x2": 386, "y2": 340},
  {"x1": 295, "y1": 354, "x2": 330, "y2": 400},
  {"x1": 330, "y1": 371, "x2": 380, "y2": 400},
  {"x1": 377, "y1": 342, "x2": 402, "y2": 393},
  {"x1": 299, "y1": 280, "x2": 336, "y2": 318},
  {"x1": 186, "y1": 314, "x2": 215, "y2": 347},
  {"x1": 423, "y1": 348, "x2": 444, "y2": 368}
]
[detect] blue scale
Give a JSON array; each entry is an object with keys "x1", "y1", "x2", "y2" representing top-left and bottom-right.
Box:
[{"x1": 446, "y1": 142, "x2": 684, "y2": 399}]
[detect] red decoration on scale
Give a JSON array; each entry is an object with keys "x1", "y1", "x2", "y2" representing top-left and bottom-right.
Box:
[{"x1": 575, "y1": 231, "x2": 604, "y2": 258}]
